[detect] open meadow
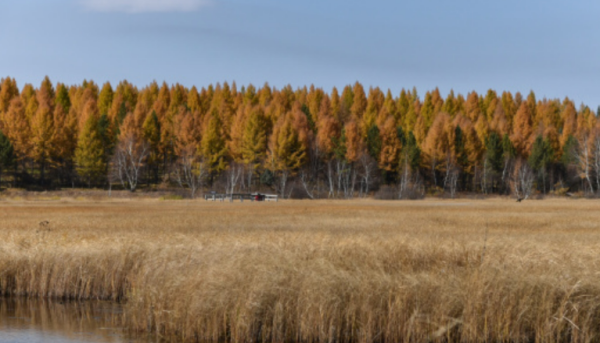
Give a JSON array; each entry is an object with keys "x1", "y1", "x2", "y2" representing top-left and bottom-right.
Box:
[{"x1": 1, "y1": 197, "x2": 600, "y2": 342}]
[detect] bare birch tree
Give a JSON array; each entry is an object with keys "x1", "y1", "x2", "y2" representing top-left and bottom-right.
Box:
[
  {"x1": 172, "y1": 146, "x2": 207, "y2": 198},
  {"x1": 326, "y1": 160, "x2": 336, "y2": 197},
  {"x1": 447, "y1": 166, "x2": 460, "y2": 198},
  {"x1": 398, "y1": 158, "x2": 411, "y2": 199},
  {"x1": 336, "y1": 159, "x2": 355, "y2": 198},
  {"x1": 111, "y1": 134, "x2": 150, "y2": 192},
  {"x1": 573, "y1": 134, "x2": 594, "y2": 193},
  {"x1": 357, "y1": 152, "x2": 377, "y2": 197},
  {"x1": 298, "y1": 143, "x2": 322, "y2": 199},
  {"x1": 511, "y1": 159, "x2": 534, "y2": 200},
  {"x1": 501, "y1": 157, "x2": 514, "y2": 194},
  {"x1": 299, "y1": 169, "x2": 314, "y2": 199},
  {"x1": 275, "y1": 169, "x2": 290, "y2": 198},
  {"x1": 225, "y1": 162, "x2": 244, "y2": 195},
  {"x1": 593, "y1": 134, "x2": 600, "y2": 194}
]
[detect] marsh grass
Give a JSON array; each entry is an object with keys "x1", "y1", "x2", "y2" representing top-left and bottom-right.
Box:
[{"x1": 1, "y1": 199, "x2": 600, "y2": 342}]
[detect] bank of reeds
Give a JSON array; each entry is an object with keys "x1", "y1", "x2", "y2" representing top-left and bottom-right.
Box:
[{"x1": 1, "y1": 199, "x2": 600, "y2": 342}]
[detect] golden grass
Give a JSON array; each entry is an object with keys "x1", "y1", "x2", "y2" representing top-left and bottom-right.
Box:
[{"x1": 1, "y1": 198, "x2": 600, "y2": 342}]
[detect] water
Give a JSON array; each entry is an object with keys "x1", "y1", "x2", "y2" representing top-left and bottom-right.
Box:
[{"x1": 0, "y1": 298, "x2": 150, "y2": 343}]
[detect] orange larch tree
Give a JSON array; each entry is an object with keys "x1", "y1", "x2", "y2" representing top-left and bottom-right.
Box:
[{"x1": 510, "y1": 102, "x2": 534, "y2": 157}]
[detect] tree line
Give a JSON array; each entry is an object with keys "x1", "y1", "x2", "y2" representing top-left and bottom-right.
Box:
[{"x1": 0, "y1": 76, "x2": 599, "y2": 198}]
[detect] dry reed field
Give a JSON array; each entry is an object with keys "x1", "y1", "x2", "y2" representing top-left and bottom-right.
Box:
[{"x1": 1, "y1": 197, "x2": 600, "y2": 342}]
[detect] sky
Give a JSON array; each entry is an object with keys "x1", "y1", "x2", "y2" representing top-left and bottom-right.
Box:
[{"x1": 1, "y1": 0, "x2": 599, "y2": 108}]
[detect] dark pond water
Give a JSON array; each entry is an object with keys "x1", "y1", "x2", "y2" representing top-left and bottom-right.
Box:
[{"x1": 0, "y1": 298, "x2": 153, "y2": 343}]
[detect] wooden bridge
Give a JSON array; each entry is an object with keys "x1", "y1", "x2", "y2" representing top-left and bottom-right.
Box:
[{"x1": 204, "y1": 193, "x2": 278, "y2": 202}]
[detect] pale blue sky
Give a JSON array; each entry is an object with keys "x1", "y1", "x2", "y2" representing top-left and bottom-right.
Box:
[{"x1": 1, "y1": 0, "x2": 599, "y2": 108}]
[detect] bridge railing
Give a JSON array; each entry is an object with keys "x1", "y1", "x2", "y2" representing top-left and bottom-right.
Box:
[
  {"x1": 264, "y1": 194, "x2": 278, "y2": 202},
  {"x1": 203, "y1": 193, "x2": 278, "y2": 202}
]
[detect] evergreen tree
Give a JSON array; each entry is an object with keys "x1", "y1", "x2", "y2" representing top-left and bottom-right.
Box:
[
  {"x1": 502, "y1": 133, "x2": 516, "y2": 160},
  {"x1": 0, "y1": 130, "x2": 14, "y2": 185},
  {"x1": 404, "y1": 131, "x2": 421, "y2": 171},
  {"x1": 482, "y1": 89, "x2": 498, "y2": 120},
  {"x1": 501, "y1": 91, "x2": 516, "y2": 126},
  {"x1": 260, "y1": 169, "x2": 274, "y2": 187},
  {"x1": 300, "y1": 104, "x2": 316, "y2": 133},
  {"x1": 396, "y1": 89, "x2": 410, "y2": 121},
  {"x1": 268, "y1": 109, "x2": 309, "y2": 175},
  {"x1": 383, "y1": 90, "x2": 397, "y2": 119},
  {"x1": 331, "y1": 128, "x2": 347, "y2": 161},
  {"x1": 366, "y1": 124, "x2": 382, "y2": 161},
  {"x1": 560, "y1": 135, "x2": 577, "y2": 166},
  {"x1": 455, "y1": 126, "x2": 468, "y2": 169},
  {"x1": 201, "y1": 113, "x2": 228, "y2": 178},
  {"x1": 485, "y1": 132, "x2": 504, "y2": 173},
  {"x1": 529, "y1": 135, "x2": 554, "y2": 172},
  {"x1": 526, "y1": 91, "x2": 537, "y2": 123},
  {"x1": 98, "y1": 82, "x2": 114, "y2": 116},
  {"x1": 306, "y1": 86, "x2": 324, "y2": 125},
  {"x1": 30, "y1": 79, "x2": 57, "y2": 184},
  {"x1": 98, "y1": 113, "x2": 114, "y2": 158},
  {"x1": 55, "y1": 84, "x2": 71, "y2": 115},
  {"x1": 31, "y1": 102, "x2": 54, "y2": 184},
  {"x1": 361, "y1": 88, "x2": 383, "y2": 136},
  {"x1": 143, "y1": 110, "x2": 162, "y2": 172},
  {"x1": 420, "y1": 91, "x2": 435, "y2": 128},
  {"x1": 339, "y1": 85, "x2": 354, "y2": 120},
  {"x1": 75, "y1": 114, "x2": 106, "y2": 186},
  {"x1": 188, "y1": 86, "x2": 203, "y2": 113},
  {"x1": 113, "y1": 101, "x2": 128, "y2": 137},
  {"x1": 402, "y1": 100, "x2": 418, "y2": 133},
  {"x1": 396, "y1": 126, "x2": 406, "y2": 143},
  {"x1": 241, "y1": 107, "x2": 269, "y2": 173},
  {"x1": 51, "y1": 100, "x2": 77, "y2": 185},
  {"x1": 442, "y1": 90, "x2": 458, "y2": 116},
  {"x1": 528, "y1": 135, "x2": 554, "y2": 193}
]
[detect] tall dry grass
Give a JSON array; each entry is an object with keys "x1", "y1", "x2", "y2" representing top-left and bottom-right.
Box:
[{"x1": 1, "y1": 198, "x2": 600, "y2": 342}]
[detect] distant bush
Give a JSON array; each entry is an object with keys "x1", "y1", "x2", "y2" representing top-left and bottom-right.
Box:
[
  {"x1": 550, "y1": 187, "x2": 569, "y2": 197},
  {"x1": 374, "y1": 185, "x2": 396, "y2": 200}
]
